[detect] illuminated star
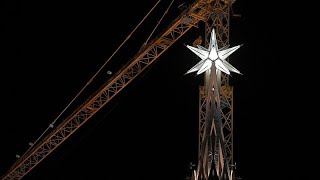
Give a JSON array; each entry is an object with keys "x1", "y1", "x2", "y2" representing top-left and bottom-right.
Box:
[{"x1": 185, "y1": 28, "x2": 242, "y2": 75}]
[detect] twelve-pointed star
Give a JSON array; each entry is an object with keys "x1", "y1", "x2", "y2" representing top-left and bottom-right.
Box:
[{"x1": 185, "y1": 28, "x2": 242, "y2": 76}]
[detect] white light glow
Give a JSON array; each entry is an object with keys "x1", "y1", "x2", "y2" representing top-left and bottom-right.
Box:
[{"x1": 185, "y1": 28, "x2": 242, "y2": 76}]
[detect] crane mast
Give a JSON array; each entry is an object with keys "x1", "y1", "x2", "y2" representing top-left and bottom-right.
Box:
[
  {"x1": 1, "y1": 0, "x2": 237, "y2": 179},
  {"x1": 194, "y1": 1, "x2": 235, "y2": 179}
]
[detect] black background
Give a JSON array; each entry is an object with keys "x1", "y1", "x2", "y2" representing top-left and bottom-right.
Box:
[{"x1": 2, "y1": 0, "x2": 317, "y2": 179}]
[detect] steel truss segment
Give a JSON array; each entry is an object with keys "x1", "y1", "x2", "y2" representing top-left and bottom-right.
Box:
[
  {"x1": 195, "y1": 0, "x2": 235, "y2": 180},
  {"x1": 198, "y1": 86, "x2": 207, "y2": 160},
  {"x1": 198, "y1": 87, "x2": 234, "y2": 179},
  {"x1": 220, "y1": 86, "x2": 234, "y2": 169}
]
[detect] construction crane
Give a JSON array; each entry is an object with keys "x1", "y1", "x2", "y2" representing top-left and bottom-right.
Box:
[{"x1": 1, "y1": 0, "x2": 240, "y2": 179}]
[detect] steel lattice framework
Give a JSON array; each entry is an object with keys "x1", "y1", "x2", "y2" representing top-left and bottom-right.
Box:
[
  {"x1": 195, "y1": 1, "x2": 235, "y2": 180},
  {"x1": 1, "y1": 1, "x2": 237, "y2": 179}
]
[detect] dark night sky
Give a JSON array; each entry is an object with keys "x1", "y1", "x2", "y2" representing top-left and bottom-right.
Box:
[{"x1": 2, "y1": 0, "x2": 317, "y2": 180}]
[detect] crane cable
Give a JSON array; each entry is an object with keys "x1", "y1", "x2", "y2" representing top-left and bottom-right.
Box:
[
  {"x1": 90, "y1": 0, "x2": 176, "y2": 136},
  {"x1": 140, "y1": 0, "x2": 175, "y2": 51},
  {"x1": 19, "y1": 0, "x2": 162, "y2": 159}
]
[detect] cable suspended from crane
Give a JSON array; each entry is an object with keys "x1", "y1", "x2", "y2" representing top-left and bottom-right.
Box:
[
  {"x1": 139, "y1": 0, "x2": 175, "y2": 51},
  {"x1": 17, "y1": 0, "x2": 162, "y2": 160},
  {"x1": 2, "y1": 0, "x2": 195, "y2": 179}
]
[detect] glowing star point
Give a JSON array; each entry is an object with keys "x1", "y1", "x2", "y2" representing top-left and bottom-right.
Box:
[{"x1": 185, "y1": 28, "x2": 242, "y2": 76}]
